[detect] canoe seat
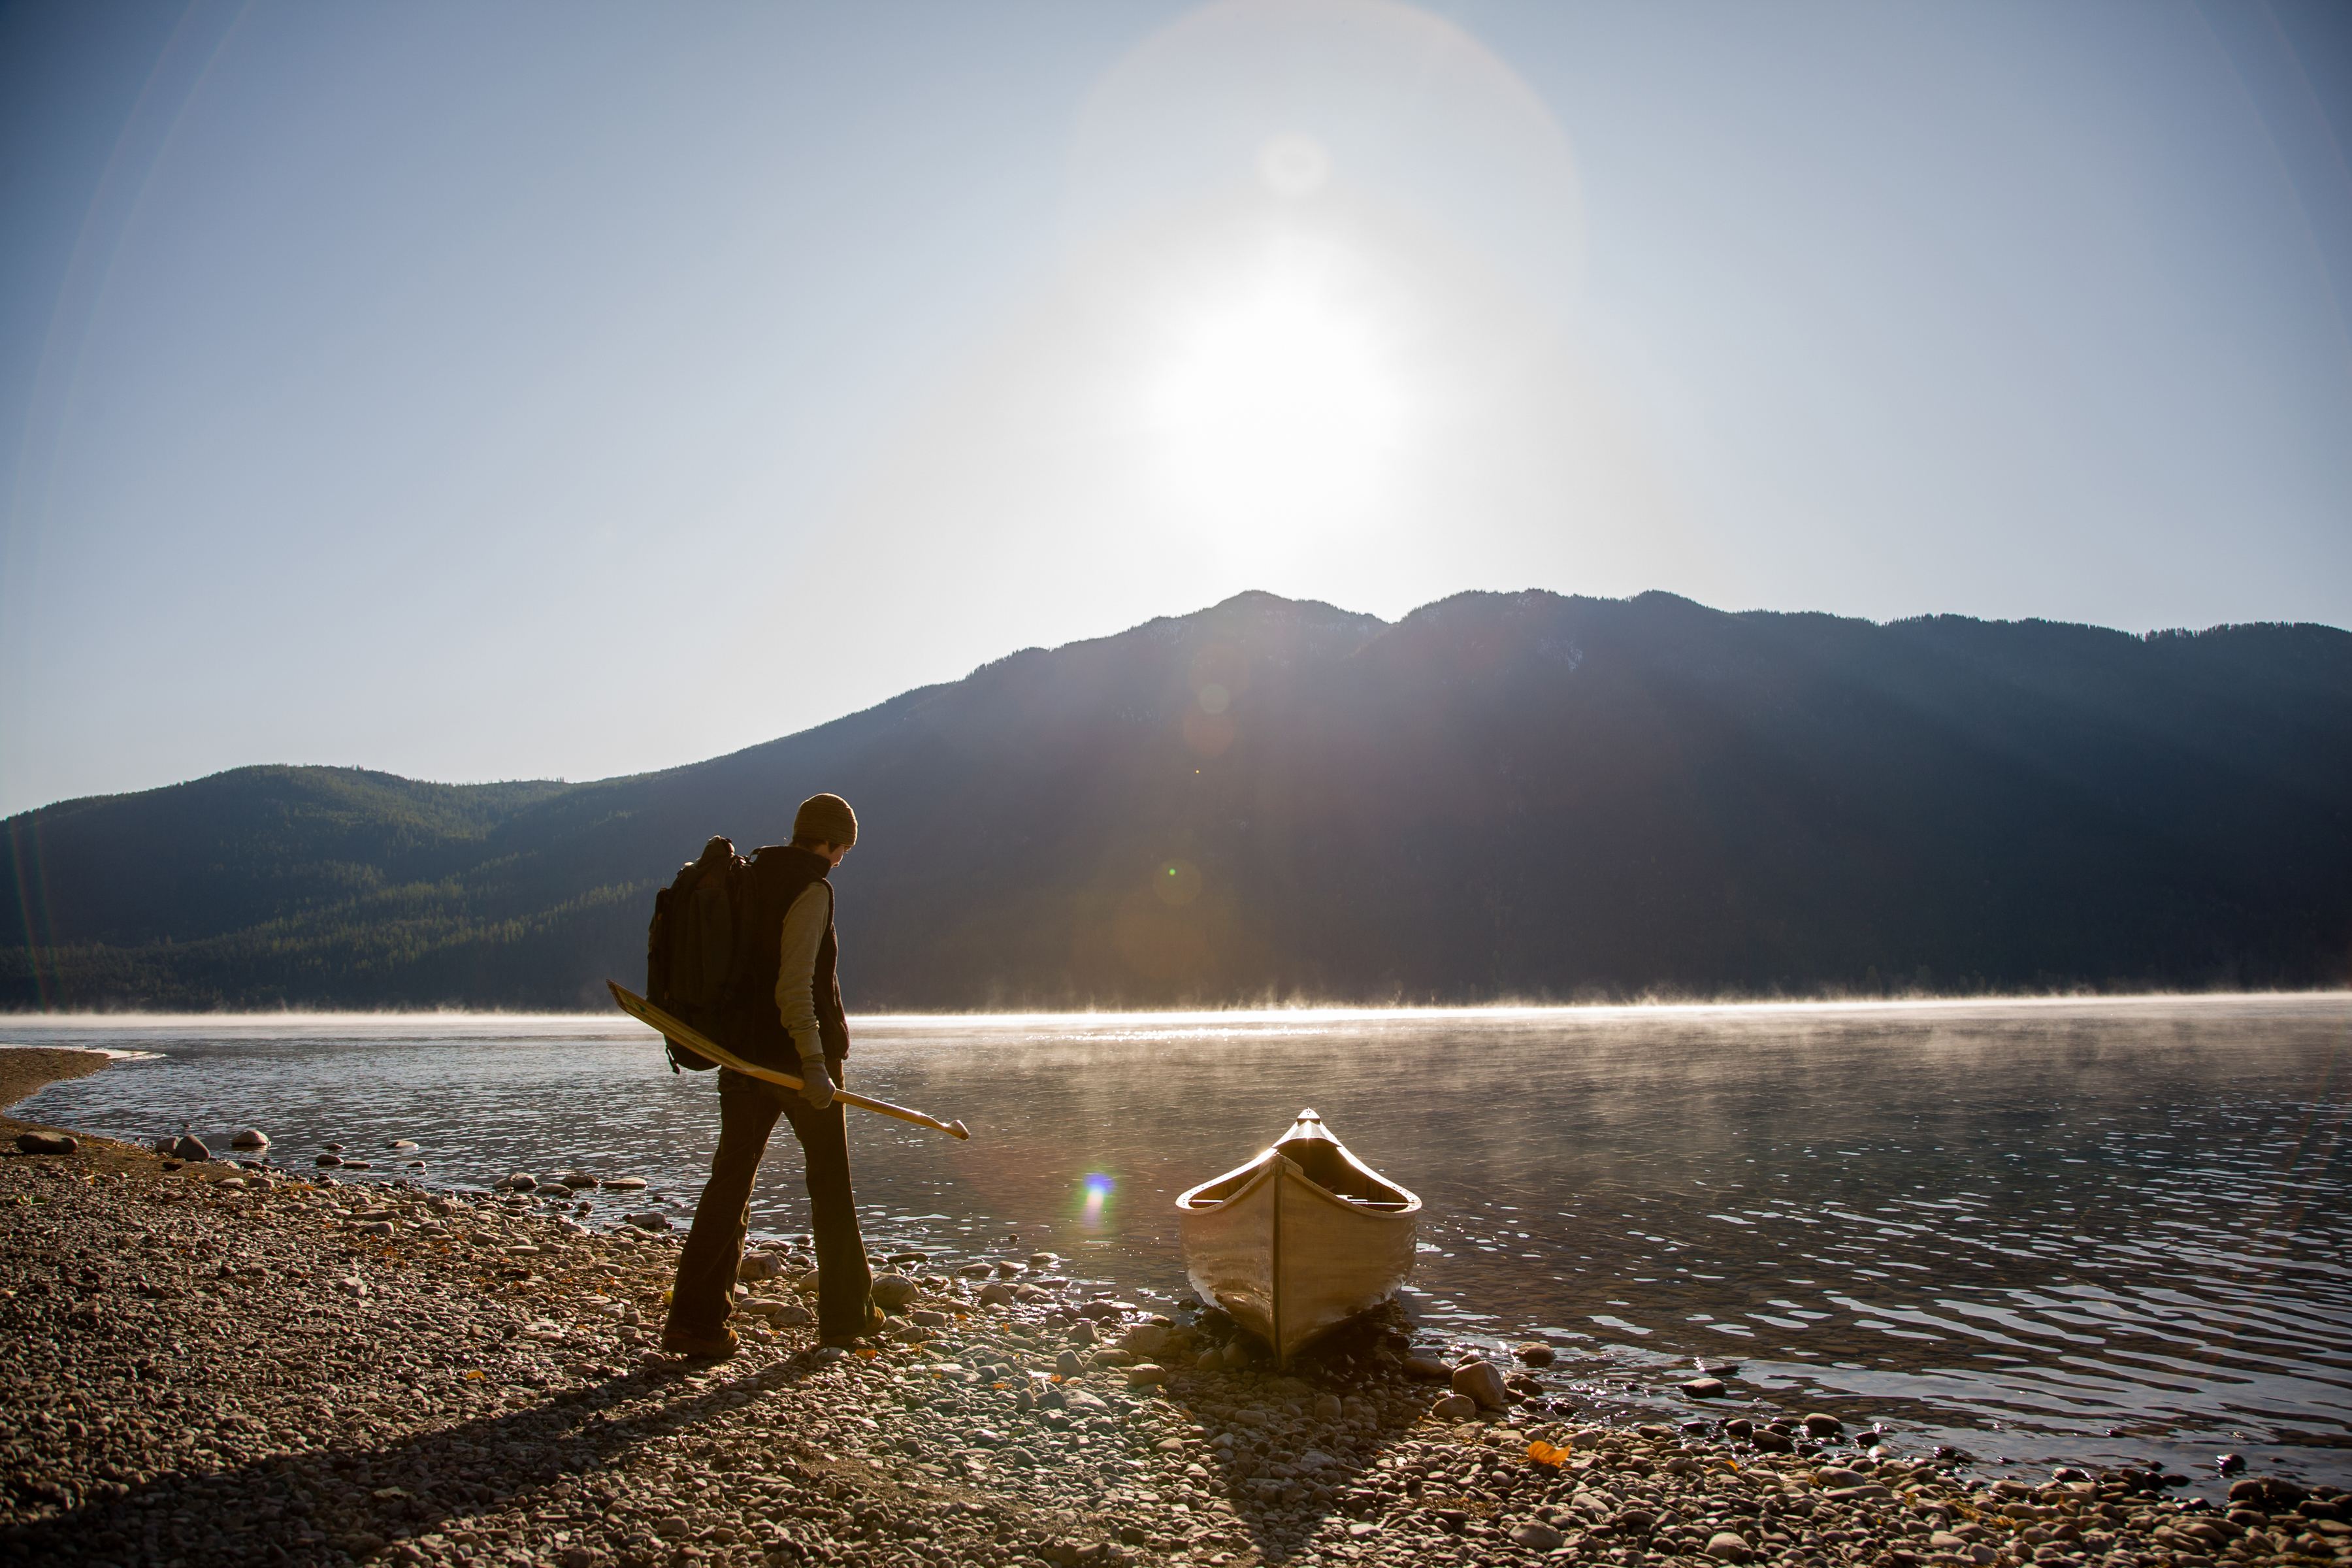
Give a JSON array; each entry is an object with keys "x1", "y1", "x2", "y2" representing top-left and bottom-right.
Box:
[{"x1": 1281, "y1": 1136, "x2": 1411, "y2": 1207}]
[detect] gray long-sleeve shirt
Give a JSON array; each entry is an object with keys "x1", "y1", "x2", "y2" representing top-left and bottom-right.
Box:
[{"x1": 773, "y1": 881, "x2": 831, "y2": 1064}]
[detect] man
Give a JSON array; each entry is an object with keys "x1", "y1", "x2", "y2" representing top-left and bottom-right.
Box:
[{"x1": 662, "y1": 792, "x2": 881, "y2": 1358}]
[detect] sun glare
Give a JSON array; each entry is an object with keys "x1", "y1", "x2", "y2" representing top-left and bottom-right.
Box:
[{"x1": 1142, "y1": 235, "x2": 1412, "y2": 532}]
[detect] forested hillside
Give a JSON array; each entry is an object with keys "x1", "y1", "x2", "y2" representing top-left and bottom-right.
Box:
[{"x1": 5, "y1": 589, "x2": 2348, "y2": 1010}]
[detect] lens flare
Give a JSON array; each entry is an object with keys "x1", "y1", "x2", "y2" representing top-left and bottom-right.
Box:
[{"x1": 1079, "y1": 1172, "x2": 1115, "y2": 1227}]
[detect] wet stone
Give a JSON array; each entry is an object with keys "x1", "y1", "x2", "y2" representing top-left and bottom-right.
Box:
[{"x1": 1451, "y1": 1358, "x2": 1508, "y2": 1409}]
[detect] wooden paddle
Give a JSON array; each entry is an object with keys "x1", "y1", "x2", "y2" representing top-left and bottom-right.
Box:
[{"x1": 606, "y1": 980, "x2": 972, "y2": 1141}]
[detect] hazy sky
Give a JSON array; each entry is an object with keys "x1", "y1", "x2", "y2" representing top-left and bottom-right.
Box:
[{"x1": 3, "y1": 0, "x2": 2348, "y2": 816}]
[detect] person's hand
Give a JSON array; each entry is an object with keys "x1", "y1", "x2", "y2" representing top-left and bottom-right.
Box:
[{"x1": 796, "y1": 1049, "x2": 836, "y2": 1111}]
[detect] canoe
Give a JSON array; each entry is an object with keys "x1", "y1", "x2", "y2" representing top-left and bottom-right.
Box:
[{"x1": 1175, "y1": 1109, "x2": 1421, "y2": 1365}]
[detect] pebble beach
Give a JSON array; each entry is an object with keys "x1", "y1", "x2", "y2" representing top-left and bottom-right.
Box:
[{"x1": 6, "y1": 1051, "x2": 2349, "y2": 1568}]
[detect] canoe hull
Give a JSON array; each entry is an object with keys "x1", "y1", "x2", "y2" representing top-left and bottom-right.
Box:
[{"x1": 1177, "y1": 1113, "x2": 1420, "y2": 1364}]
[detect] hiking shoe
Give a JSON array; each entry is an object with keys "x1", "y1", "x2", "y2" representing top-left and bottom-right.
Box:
[
  {"x1": 819, "y1": 1305, "x2": 888, "y2": 1348},
  {"x1": 660, "y1": 1324, "x2": 740, "y2": 1360}
]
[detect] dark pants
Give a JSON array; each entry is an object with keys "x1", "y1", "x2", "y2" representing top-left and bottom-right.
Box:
[{"x1": 668, "y1": 1063, "x2": 873, "y2": 1343}]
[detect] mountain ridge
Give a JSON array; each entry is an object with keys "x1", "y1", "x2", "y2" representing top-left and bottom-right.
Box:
[{"x1": 7, "y1": 588, "x2": 2347, "y2": 1010}]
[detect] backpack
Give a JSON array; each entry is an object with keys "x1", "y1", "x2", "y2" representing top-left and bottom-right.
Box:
[{"x1": 645, "y1": 835, "x2": 746, "y2": 1071}]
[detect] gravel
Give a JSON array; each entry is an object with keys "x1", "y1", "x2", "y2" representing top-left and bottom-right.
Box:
[{"x1": 5, "y1": 1084, "x2": 2348, "y2": 1568}]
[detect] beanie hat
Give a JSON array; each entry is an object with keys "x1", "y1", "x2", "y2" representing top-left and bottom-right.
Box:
[{"x1": 792, "y1": 792, "x2": 858, "y2": 848}]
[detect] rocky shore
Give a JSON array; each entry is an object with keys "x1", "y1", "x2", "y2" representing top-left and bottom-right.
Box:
[{"x1": 5, "y1": 1062, "x2": 2349, "y2": 1568}]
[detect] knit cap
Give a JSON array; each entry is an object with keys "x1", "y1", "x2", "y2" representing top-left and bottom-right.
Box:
[{"x1": 792, "y1": 792, "x2": 858, "y2": 847}]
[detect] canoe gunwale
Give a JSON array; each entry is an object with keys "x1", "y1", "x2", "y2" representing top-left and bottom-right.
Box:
[
  {"x1": 1173, "y1": 1147, "x2": 1423, "y2": 1218},
  {"x1": 1173, "y1": 1120, "x2": 1424, "y2": 1217}
]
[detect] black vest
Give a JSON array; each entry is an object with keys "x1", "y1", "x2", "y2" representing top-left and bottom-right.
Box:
[{"x1": 721, "y1": 843, "x2": 849, "y2": 1073}]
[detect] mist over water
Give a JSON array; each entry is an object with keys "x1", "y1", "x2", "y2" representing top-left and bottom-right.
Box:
[{"x1": 10, "y1": 994, "x2": 2348, "y2": 1490}]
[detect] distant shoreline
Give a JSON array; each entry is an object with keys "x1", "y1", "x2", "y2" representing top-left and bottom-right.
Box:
[{"x1": 1, "y1": 987, "x2": 2347, "y2": 1028}]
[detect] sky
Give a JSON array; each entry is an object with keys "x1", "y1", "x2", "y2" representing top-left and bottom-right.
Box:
[{"x1": 1, "y1": 0, "x2": 2348, "y2": 817}]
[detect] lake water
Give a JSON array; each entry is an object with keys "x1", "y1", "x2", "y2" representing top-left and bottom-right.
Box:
[{"x1": 8, "y1": 994, "x2": 2349, "y2": 1492}]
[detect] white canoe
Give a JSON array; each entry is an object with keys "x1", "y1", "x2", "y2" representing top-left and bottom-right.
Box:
[{"x1": 1175, "y1": 1109, "x2": 1421, "y2": 1365}]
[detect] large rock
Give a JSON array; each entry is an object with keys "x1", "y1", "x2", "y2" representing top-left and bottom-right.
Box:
[
  {"x1": 1514, "y1": 1341, "x2": 1556, "y2": 1367},
  {"x1": 170, "y1": 1134, "x2": 210, "y2": 1162},
  {"x1": 1510, "y1": 1522, "x2": 1565, "y2": 1551},
  {"x1": 1450, "y1": 1359, "x2": 1508, "y2": 1410},
  {"x1": 1403, "y1": 1355, "x2": 1452, "y2": 1381},
  {"x1": 15, "y1": 1131, "x2": 75, "y2": 1155},
  {"x1": 1681, "y1": 1376, "x2": 1727, "y2": 1399},
  {"x1": 229, "y1": 1129, "x2": 270, "y2": 1149},
  {"x1": 976, "y1": 1281, "x2": 1017, "y2": 1306},
  {"x1": 737, "y1": 1252, "x2": 784, "y2": 1282},
  {"x1": 871, "y1": 1273, "x2": 919, "y2": 1311},
  {"x1": 1706, "y1": 1532, "x2": 1754, "y2": 1562},
  {"x1": 2230, "y1": 1477, "x2": 2310, "y2": 1511},
  {"x1": 506, "y1": 1173, "x2": 538, "y2": 1191},
  {"x1": 1430, "y1": 1394, "x2": 1478, "y2": 1420},
  {"x1": 1803, "y1": 1412, "x2": 1844, "y2": 1437},
  {"x1": 623, "y1": 1213, "x2": 672, "y2": 1231},
  {"x1": 1120, "y1": 1322, "x2": 1183, "y2": 1358},
  {"x1": 1124, "y1": 1364, "x2": 1169, "y2": 1388}
]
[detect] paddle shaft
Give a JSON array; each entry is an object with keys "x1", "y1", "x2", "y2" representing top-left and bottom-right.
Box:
[{"x1": 606, "y1": 981, "x2": 971, "y2": 1141}]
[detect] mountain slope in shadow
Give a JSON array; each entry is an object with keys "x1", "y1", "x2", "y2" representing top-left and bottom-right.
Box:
[{"x1": 5, "y1": 589, "x2": 2347, "y2": 1009}]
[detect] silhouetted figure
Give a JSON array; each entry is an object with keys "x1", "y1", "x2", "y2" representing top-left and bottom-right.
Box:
[{"x1": 662, "y1": 792, "x2": 878, "y2": 1356}]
